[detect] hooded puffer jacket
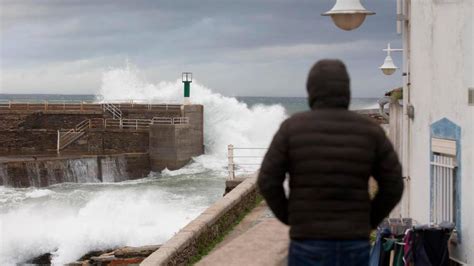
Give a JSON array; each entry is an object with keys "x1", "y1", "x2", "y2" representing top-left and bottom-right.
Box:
[{"x1": 258, "y1": 59, "x2": 403, "y2": 239}]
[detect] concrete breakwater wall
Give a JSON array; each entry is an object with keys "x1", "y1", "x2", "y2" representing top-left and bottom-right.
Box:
[
  {"x1": 141, "y1": 176, "x2": 259, "y2": 266},
  {"x1": 0, "y1": 153, "x2": 150, "y2": 187},
  {"x1": 0, "y1": 129, "x2": 149, "y2": 155},
  {"x1": 0, "y1": 107, "x2": 182, "y2": 156},
  {"x1": 150, "y1": 105, "x2": 204, "y2": 171}
]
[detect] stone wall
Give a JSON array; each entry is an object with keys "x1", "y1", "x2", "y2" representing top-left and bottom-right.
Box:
[
  {"x1": 0, "y1": 108, "x2": 182, "y2": 130},
  {"x1": 64, "y1": 130, "x2": 149, "y2": 155},
  {"x1": 183, "y1": 105, "x2": 204, "y2": 154},
  {"x1": 141, "y1": 177, "x2": 259, "y2": 266},
  {"x1": 123, "y1": 109, "x2": 181, "y2": 119},
  {"x1": 0, "y1": 112, "x2": 29, "y2": 130},
  {"x1": 0, "y1": 108, "x2": 181, "y2": 156},
  {"x1": 149, "y1": 105, "x2": 204, "y2": 171},
  {"x1": 0, "y1": 129, "x2": 149, "y2": 156},
  {"x1": 149, "y1": 124, "x2": 202, "y2": 171},
  {"x1": 0, "y1": 111, "x2": 103, "y2": 130},
  {"x1": 0, "y1": 130, "x2": 58, "y2": 155},
  {"x1": 0, "y1": 153, "x2": 150, "y2": 188}
]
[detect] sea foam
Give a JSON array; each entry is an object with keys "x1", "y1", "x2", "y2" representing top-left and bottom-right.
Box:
[
  {"x1": 0, "y1": 63, "x2": 287, "y2": 264},
  {"x1": 99, "y1": 63, "x2": 287, "y2": 174}
]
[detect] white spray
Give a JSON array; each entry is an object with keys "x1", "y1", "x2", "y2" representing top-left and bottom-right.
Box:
[
  {"x1": 0, "y1": 63, "x2": 288, "y2": 264},
  {"x1": 99, "y1": 63, "x2": 288, "y2": 174}
]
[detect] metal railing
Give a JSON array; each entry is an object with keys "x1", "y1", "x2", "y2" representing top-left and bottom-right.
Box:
[
  {"x1": 227, "y1": 144, "x2": 267, "y2": 180},
  {"x1": 103, "y1": 103, "x2": 122, "y2": 119},
  {"x1": 57, "y1": 116, "x2": 191, "y2": 152},
  {"x1": 152, "y1": 117, "x2": 189, "y2": 125},
  {"x1": 57, "y1": 119, "x2": 90, "y2": 151},
  {"x1": 0, "y1": 100, "x2": 183, "y2": 112},
  {"x1": 106, "y1": 118, "x2": 150, "y2": 130},
  {"x1": 431, "y1": 154, "x2": 457, "y2": 224},
  {"x1": 0, "y1": 100, "x2": 102, "y2": 111}
]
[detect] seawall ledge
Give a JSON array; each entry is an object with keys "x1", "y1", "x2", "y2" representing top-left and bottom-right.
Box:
[{"x1": 141, "y1": 176, "x2": 258, "y2": 266}]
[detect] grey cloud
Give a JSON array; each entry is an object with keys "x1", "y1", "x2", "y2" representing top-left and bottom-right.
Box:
[{"x1": 1, "y1": 0, "x2": 403, "y2": 97}]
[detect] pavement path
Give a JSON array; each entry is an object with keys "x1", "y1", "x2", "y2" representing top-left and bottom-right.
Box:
[{"x1": 196, "y1": 201, "x2": 290, "y2": 266}]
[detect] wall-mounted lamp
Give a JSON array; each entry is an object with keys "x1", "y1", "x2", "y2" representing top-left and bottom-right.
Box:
[
  {"x1": 322, "y1": 0, "x2": 375, "y2": 31},
  {"x1": 380, "y1": 43, "x2": 403, "y2": 75}
]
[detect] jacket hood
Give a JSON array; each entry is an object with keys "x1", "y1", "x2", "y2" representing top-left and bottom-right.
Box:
[{"x1": 306, "y1": 59, "x2": 351, "y2": 109}]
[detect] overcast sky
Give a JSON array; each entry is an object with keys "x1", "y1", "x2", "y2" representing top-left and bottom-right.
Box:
[{"x1": 0, "y1": 0, "x2": 403, "y2": 97}]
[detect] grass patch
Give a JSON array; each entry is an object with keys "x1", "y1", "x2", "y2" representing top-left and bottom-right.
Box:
[{"x1": 188, "y1": 195, "x2": 263, "y2": 265}]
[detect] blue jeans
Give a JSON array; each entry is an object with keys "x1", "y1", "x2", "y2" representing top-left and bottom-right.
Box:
[{"x1": 289, "y1": 239, "x2": 370, "y2": 266}]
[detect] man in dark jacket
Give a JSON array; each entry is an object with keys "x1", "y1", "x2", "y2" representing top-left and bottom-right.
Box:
[{"x1": 258, "y1": 59, "x2": 404, "y2": 265}]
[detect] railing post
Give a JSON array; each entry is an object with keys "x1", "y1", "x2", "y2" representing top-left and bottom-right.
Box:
[
  {"x1": 228, "y1": 144, "x2": 235, "y2": 180},
  {"x1": 44, "y1": 100, "x2": 48, "y2": 111},
  {"x1": 8, "y1": 100, "x2": 11, "y2": 109},
  {"x1": 120, "y1": 119, "x2": 123, "y2": 129}
]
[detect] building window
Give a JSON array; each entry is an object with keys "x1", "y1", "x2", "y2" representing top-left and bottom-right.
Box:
[
  {"x1": 430, "y1": 152, "x2": 457, "y2": 224},
  {"x1": 430, "y1": 119, "x2": 461, "y2": 231}
]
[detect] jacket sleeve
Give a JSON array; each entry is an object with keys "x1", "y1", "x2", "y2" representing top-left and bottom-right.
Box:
[
  {"x1": 257, "y1": 120, "x2": 290, "y2": 225},
  {"x1": 370, "y1": 128, "x2": 404, "y2": 228}
]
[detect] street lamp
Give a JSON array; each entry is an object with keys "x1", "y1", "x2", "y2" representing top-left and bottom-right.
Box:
[
  {"x1": 380, "y1": 43, "x2": 403, "y2": 75},
  {"x1": 322, "y1": 0, "x2": 375, "y2": 31},
  {"x1": 182, "y1": 72, "x2": 192, "y2": 104}
]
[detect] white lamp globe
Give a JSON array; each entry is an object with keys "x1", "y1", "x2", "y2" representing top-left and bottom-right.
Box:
[
  {"x1": 322, "y1": 0, "x2": 375, "y2": 31},
  {"x1": 380, "y1": 55, "x2": 398, "y2": 75}
]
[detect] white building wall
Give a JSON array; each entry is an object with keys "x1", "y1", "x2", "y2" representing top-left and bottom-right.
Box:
[{"x1": 408, "y1": 0, "x2": 473, "y2": 263}]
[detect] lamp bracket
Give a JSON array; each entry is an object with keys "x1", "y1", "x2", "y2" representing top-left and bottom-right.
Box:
[{"x1": 397, "y1": 14, "x2": 409, "y2": 21}]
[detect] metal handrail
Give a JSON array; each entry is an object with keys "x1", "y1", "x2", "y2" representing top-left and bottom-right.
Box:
[
  {"x1": 227, "y1": 144, "x2": 267, "y2": 180},
  {"x1": 0, "y1": 100, "x2": 183, "y2": 112},
  {"x1": 57, "y1": 119, "x2": 90, "y2": 151},
  {"x1": 103, "y1": 103, "x2": 122, "y2": 119},
  {"x1": 56, "y1": 115, "x2": 191, "y2": 152},
  {"x1": 152, "y1": 117, "x2": 189, "y2": 125}
]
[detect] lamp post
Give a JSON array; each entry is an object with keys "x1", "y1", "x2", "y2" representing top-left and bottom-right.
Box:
[
  {"x1": 380, "y1": 43, "x2": 403, "y2": 75},
  {"x1": 322, "y1": 0, "x2": 412, "y2": 218},
  {"x1": 322, "y1": 0, "x2": 375, "y2": 31},
  {"x1": 182, "y1": 72, "x2": 192, "y2": 105}
]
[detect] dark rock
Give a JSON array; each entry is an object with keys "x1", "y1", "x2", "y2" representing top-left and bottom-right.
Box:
[
  {"x1": 79, "y1": 249, "x2": 115, "y2": 261},
  {"x1": 108, "y1": 257, "x2": 143, "y2": 265},
  {"x1": 26, "y1": 252, "x2": 52, "y2": 265},
  {"x1": 89, "y1": 255, "x2": 116, "y2": 264},
  {"x1": 113, "y1": 245, "x2": 161, "y2": 258}
]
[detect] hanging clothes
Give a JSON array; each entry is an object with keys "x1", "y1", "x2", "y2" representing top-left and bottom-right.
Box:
[
  {"x1": 370, "y1": 228, "x2": 391, "y2": 266},
  {"x1": 403, "y1": 229, "x2": 413, "y2": 264},
  {"x1": 372, "y1": 220, "x2": 453, "y2": 266},
  {"x1": 412, "y1": 225, "x2": 454, "y2": 266},
  {"x1": 393, "y1": 244, "x2": 404, "y2": 266}
]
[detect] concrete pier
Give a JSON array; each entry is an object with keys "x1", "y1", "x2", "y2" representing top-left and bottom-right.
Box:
[
  {"x1": 0, "y1": 153, "x2": 150, "y2": 187},
  {"x1": 0, "y1": 102, "x2": 205, "y2": 187},
  {"x1": 149, "y1": 105, "x2": 204, "y2": 171}
]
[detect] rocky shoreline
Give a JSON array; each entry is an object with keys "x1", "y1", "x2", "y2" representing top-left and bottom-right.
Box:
[{"x1": 27, "y1": 245, "x2": 161, "y2": 265}]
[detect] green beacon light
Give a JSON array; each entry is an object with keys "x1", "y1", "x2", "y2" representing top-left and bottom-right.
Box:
[{"x1": 182, "y1": 72, "x2": 192, "y2": 104}]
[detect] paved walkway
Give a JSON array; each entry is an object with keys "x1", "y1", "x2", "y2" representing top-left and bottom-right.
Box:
[{"x1": 196, "y1": 201, "x2": 290, "y2": 266}]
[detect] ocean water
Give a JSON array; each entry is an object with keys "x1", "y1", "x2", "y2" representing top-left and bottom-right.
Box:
[
  {"x1": 0, "y1": 65, "x2": 379, "y2": 264},
  {"x1": 237, "y1": 96, "x2": 378, "y2": 116}
]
